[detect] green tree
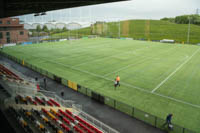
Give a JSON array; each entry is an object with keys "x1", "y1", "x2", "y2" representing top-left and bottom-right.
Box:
[
  {"x1": 160, "y1": 17, "x2": 175, "y2": 23},
  {"x1": 175, "y1": 14, "x2": 200, "y2": 25},
  {"x1": 62, "y1": 27, "x2": 68, "y2": 32},
  {"x1": 36, "y1": 25, "x2": 42, "y2": 32},
  {"x1": 42, "y1": 25, "x2": 49, "y2": 32}
]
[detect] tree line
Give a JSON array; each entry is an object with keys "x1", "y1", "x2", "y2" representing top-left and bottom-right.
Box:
[
  {"x1": 29, "y1": 25, "x2": 68, "y2": 37},
  {"x1": 161, "y1": 14, "x2": 200, "y2": 25},
  {"x1": 35, "y1": 25, "x2": 68, "y2": 33}
]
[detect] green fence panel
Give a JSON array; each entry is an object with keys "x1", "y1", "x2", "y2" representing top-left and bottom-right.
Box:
[
  {"x1": 78, "y1": 86, "x2": 87, "y2": 95},
  {"x1": 27, "y1": 63, "x2": 31, "y2": 69},
  {"x1": 45, "y1": 71, "x2": 49, "y2": 77},
  {"x1": 134, "y1": 108, "x2": 156, "y2": 126},
  {"x1": 115, "y1": 101, "x2": 132, "y2": 115},
  {"x1": 35, "y1": 66, "x2": 38, "y2": 72},
  {"x1": 171, "y1": 124, "x2": 184, "y2": 133},
  {"x1": 40, "y1": 68, "x2": 46, "y2": 76},
  {"x1": 61, "y1": 78, "x2": 68, "y2": 86},
  {"x1": 104, "y1": 97, "x2": 115, "y2": 108},
  {"x1": 156, "y1": 118, "x2": 183, "y2": 133},
  {"x1": 47, "y1": 72, "x2": 54, "y2": 79},
  {"x1": 37, "y1": 67, "x2": 41, "y2": 73},
  {"x1": 156, "y1": 117, "x2": 166, "y2": 128},
  {"x1": 184, "y1": 128, "x2": 196, "y2": 133},
  {"x1": 86, "y1": 88, "x2": 92, "y2": 97}
]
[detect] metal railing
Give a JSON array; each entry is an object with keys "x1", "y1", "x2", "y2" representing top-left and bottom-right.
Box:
[
  {"x1": 0, "y1": 74, "x2": 119, "y2": 133},
  {"x1": 77, "y1": 109, "x2": 120, "y2": 133}
]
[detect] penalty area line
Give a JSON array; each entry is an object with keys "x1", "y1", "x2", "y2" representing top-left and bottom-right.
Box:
[{"x1": 151, "y1": 48, "x2": 200, "y2": 93}]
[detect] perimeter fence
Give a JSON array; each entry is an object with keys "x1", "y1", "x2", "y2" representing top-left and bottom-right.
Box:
[{"x1": 0, "y1": 50, "x2": 196, "y2": 133}]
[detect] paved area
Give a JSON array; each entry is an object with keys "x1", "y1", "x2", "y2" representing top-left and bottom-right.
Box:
[{"x1": 0, "y1": 56, "x2": 165, "y2": 133}]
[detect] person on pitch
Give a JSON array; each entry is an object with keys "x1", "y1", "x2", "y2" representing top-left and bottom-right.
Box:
[{"x1": 116, "y1": 75, "x2": 120, "y2": 87}]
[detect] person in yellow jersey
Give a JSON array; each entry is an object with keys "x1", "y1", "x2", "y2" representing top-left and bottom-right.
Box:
[{"x1": 116, "y1": 75, "x2": 120, "y2": 87}]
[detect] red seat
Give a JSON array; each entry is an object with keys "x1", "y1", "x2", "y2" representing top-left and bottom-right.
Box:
[
  {"x1": 50, "y1": 99, "x2": 60, "y2": 107},
  {"x1": 59, "y1": 109, "x2": 74, "y2": 122},
  {"x1": 47, "y1": 101, "x2": 53, "y2": 106},
  {"x1": 74, "y1": 126, "x2": 84, "y2": 133},
  {"x1": 63, "y1": 117, "x2": 70, "y2": 125},
  {"x1": 42, "y1": 108, "x2": 48, "y2": 114},
  {"x1": 56, "y1": 112, "x2": 62, "y2": 117},
  {"x1": 65, "y1": 109, "x2": 72, "y2": 115},
  {"x1": 35, "y1": 97, "x2": 44, "y2": 105},
  {"x1": 60, "y1": 123, "x2": 70, "y2": 131},
  {"x1": 78, "y1": 123, "x2": 94, "y2": 133}
]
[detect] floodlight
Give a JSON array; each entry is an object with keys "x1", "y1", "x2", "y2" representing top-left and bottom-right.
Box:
[
  {"x1": 41, "y1": 12, "x2": 46, "y2": 16},
  {"x1": 34, "y1": 13, "x2": 40, "y2": 16}
]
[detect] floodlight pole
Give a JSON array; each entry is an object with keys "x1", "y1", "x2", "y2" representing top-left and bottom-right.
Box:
[
  {"x1": 118, "y1": 20, "x2": 120, "y2": 38},
  {"x1": 187, "y1": 17, "x2": 191, "y2": 44}
]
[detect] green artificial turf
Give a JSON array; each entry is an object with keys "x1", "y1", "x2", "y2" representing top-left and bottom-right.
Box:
[{"x1": 3, "y1": 38, "x2": 200, "y2": 132}]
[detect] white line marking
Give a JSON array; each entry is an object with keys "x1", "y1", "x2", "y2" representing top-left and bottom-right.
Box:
[
  {"x1": 46, "y1": 60, "x2": 200, "y2": 109},
  {"x1": 11, "y1": 47, "x2": 200, "y2": 109},
  {"x1": 73, "y1": 45, "x2": 152, "y2": 67},
  {"x1": 104, "y1": 46, "x2": 177, "y2": 77},
  {"x1": 151, "y1": 48, "x2": 200, "y2": 93},
  {"x1": 50, "y1": 40, "x2": 114, "y2": 61},
  {"x1": 42, "y1": 58, "x2": 200, "y2": 109}
]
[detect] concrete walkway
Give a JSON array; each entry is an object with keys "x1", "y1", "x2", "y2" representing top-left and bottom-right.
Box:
[{"x1": 0, "y1": 56, "x2": 165, "y2": 133}]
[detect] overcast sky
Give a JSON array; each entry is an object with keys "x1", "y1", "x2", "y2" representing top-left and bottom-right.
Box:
[{"x1": 19, "y1": 0, "x2": 200, "y2": 23}]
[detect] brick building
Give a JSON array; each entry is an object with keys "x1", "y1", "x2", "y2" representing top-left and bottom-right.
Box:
[{"x1": 0, "y1": 17, "x2": 28, "y2": 44}]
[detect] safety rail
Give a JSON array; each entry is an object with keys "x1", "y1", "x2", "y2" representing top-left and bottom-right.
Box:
[
  {"x1": 1, "y1": 78, "x2": 120, "y2": 133},
  {"x1": 76, "y1": 109, "x2": 119, "y2": 133}
]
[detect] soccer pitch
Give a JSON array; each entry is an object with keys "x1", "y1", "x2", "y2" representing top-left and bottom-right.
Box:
[{"x1": 3, "y1": 38, "x2": 200, "y2": 132}]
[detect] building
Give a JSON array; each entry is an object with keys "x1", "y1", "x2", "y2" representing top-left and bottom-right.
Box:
[{"x1": 0, "y1": 17, "x2": 28, "y2": 44}]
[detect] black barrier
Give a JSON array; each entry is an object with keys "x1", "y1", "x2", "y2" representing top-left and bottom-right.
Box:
[
  {"x1": 99, "y1": 95, "x2": 105, "y2": 104},
  {"x1": 91, "y1": 91, "x2": 99, "y2": 101},
  {"x1": 53, "y1": 75, "x2": 61, "y2": 84},
  {"x1": 77, "y1": 84, "x2": 81, "y2": 89},
  {"x1": 91, "y1": 91, "x2": 105, "y2": 104}
]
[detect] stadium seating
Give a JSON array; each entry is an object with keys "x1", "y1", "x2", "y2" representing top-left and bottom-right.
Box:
[
  {"x1": 47, "y1": 100, "x2": 54, "y2": 106},
  {"x1": 42, "y1": 108, "x2": 73, "y2": 132},
  {"x1": 32, "y1": 109, "x2": 61, "y2": 133},
  {"x1": 8, "y1": 107, "x2": 33, "y2": 133},
  {"x1": 20, "y1": 108, "x2": 51, "y2": 133},
  {"x1": 26, "y1": 96, "x2": 37, "y2": 105},
  {"x1": 0, "y1": 64, "x2": 23, "y2": 81},
  {"x1": 16, "y1": 95, "x2": 28, "y2": 104},
  {"x1": 49, "y1": 98, "x2": 60, "y2": 107},
  {"x1": 62, "y1": 117, "x2": 70, "y2": 125},
  {"x1": 75, "y1": 115, "x2": 103, "y2": 133},
  {"x1": 60, "y1": 123, "x2": 70, "y2": 132},
  {"x1": 58, "y1": 109, "x2": 75, "y2": 122},
  {"x1": 74, "y1": 125, "x2": 84, "y2": 133},
  {"x1": 42, "y1": 108, "x2": 58, "y2": 121},
  {"x1": 35, "y1": 97, "x2": 45, "y2": 105}
]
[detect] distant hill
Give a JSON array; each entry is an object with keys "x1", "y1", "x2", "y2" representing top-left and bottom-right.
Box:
[{"x1": 52, "y1": 20, "x2": 200, "y2": 44}]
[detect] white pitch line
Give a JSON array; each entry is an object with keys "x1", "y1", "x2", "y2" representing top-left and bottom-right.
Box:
[
  {"x1": 104, "y1": 45, "x2": 177, "y2": 77},
  {"x1": 45, "y1": 59, "x2": 200, "y2": 109},
  {"x1": 151, "y1": 48, "x2": 200, "y2": 93},
  {"x1": 11, "y1": 48, "x2": 200, "y2": 109},
  {"x1": 73, "y1": 45, "x2": 152, "y2": 68},
  {"x1": 49, "y1": 40, "x2": 114, "y2": 61}
]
